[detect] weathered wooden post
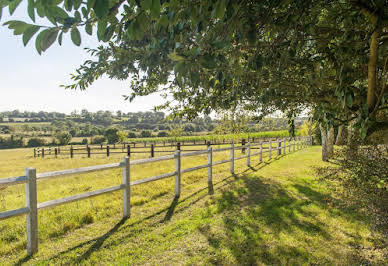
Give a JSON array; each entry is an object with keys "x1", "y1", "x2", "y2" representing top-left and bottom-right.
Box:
[
  {"x1": 269, "y1": 140, "x2": 272, "y2": 160},
  {"x1": 58, "y1": 147, "x2": 60, "y2": 154},
  {"x1": 283, "y1": 138, "x2": 286, "y2": 154},
  {"x1": 177, "y1": 142, "x2": 181, "y2": 151},
  {"x1": 113, "y1": 143, "x2": 116, "y2": 149},
  {"x1": 25, "y1": 168, "x2": 38, "y2": 255},
  {"x1": 33, "y1": 148, "x2": 36, "y2": 158},
  {"x1": 127, "y1": 145, "x2": 131, "y2": 157},
  {"x1": 100, "y1": 144, "x2": 103, "y2": 150},
  {"x1": 277, "y1": 140, "x2": 281, "y2": 156},
  {"x1": 122, "y1": 157, "x2": 130, "y2": 218},
  {"x1": 174, "y1": 150, "x2": 181, "y2": 198},
  {"x1": 107, "y1": 145, "x2": 110, "y2": 157},
  {"x1": 230, "y1": 143, "x2": 235, "y2": 174},
  {"x1": 70, "y1": 146, "x2": 73, "y2": 158},
  {"x1": 288, "y1": 138, "x2": 291, "y2": 152},
  {"x1": 247, "y1": 142, "x2": 251, "y2": 167},
  {"x1": 242, "y1": 139, "x2": 246, "y2": 154},
  {"x1": 151, "y1": 144, "x2": 154, "y2": 158},
  {"x1": 293, "y1": 138, "x2": 296, "y2": 152},
  {"x1": 54, "y1": 148, "x2": 58, "y2": 158},
  {"x1": 297, "y1": 137, "x2": 300, "y2": 150},
  {"x1": 259, "y1": 142, "x2": 263, "y2": 162},
  {"x1": 208, "y1": 146, "x2": 213, "y2": 184},
  {"x1": 87, "y1": 146, "x2": 91, "y2": 158},
  {"x1": 42, "y1": 148, "x2": 45, "y2": 158}
]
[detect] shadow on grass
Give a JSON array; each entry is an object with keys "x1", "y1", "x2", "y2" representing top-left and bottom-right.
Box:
[{"x1": 28, "y1": 150, "x2": 374, "y2": 264}]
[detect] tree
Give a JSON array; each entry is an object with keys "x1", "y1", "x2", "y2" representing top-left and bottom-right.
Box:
[
  {"x1": 2, "y1": 0, "x2": 388, "y2": 161},
  {"x1": 140, "y1": 130, "x2": 152, "y2": 138},
  {"x1": 55, "y1": 131, "x2": 72, "y2": 145},
  {"x1": 104, "y1": 128, "x2": 119, "y2": 144}
]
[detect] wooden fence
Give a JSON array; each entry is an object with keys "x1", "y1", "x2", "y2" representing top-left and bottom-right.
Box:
[
  {"x1": 1, "y1": 136, "x2": 312, "y2": 255},
  {"x1": 33, "y1": 137, "x2": 301, "y2": 159}
]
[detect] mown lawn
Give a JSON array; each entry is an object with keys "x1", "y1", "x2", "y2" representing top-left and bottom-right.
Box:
[{"x1": 0, "y1": 146, "x2": 386, "y2": 265}]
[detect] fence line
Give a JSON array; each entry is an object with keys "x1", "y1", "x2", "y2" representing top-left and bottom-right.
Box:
[
  {"x1": 33, "y1": 136, "x2": 305, "y2": 159},
  {"x1": 1, "y1": 136, "x2": 312, "y2": 255}
]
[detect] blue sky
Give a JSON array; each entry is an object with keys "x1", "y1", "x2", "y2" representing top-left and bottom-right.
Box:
[{"x1": 0, "y1": 2, "x2": 164, "y2": 114}]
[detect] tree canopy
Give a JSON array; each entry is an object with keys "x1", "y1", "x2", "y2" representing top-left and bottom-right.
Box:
[{"x1": 1, "y1": 0, "x2": 388, "y2": 139}]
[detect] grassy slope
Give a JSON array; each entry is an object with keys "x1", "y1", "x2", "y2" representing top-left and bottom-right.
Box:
[{"x1": 0, "y1": 146, "x2": 385, "y2": 265}]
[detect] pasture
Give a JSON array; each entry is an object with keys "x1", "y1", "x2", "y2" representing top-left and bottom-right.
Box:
[{"x1": 0, "y1": 145, "x2": 386, "y2": 264}]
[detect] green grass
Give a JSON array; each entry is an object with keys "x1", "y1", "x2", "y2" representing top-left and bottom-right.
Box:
[{"x1": 0, "y1": 146, "x2": 385, "y2": 264}]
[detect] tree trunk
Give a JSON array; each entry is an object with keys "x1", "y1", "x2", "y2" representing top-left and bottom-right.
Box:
[
  {"x1": 320, "y1": 125, "x2": 329, "y2": 161},
  {"x1": 327, "y1": 127, "x2": 334, "y2": 157},
  {"x1": 335, "y1": 125, "x2": 344, "y2": 145}
]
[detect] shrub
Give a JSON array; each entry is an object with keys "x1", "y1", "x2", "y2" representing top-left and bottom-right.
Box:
[
  {"x1": 27, "y1": 138, "x2": 46, "y2": 147},
  {"x1": 81, "y1": 138, "x2": 88, "y2": 145},
  {"x1": 157, "y1": 131, "x2": 168, "y2": 137},
  {"x1": 127, "y1": 132, "x2": 137, "y2": 138},
  {"x1": 140, "y1": 130, "x2": 152, "y2": 138},
  {"x1": 55, "y1": 132, "x2": 72, "y2": 145},
  {"x1": 91, "y1": 136, "x2": 105, "y2": 144},
  {"x1": 104, "y1": 128, "x2": 119, "y2": 144}
]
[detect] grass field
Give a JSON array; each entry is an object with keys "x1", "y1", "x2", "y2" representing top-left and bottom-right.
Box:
[{"x1": 0, "y1": 146, "x2": 386, "y2": 264}]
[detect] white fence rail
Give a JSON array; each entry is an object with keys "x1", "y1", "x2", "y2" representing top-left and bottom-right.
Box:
[{"x1": 0, "y1": 136, "x2": 312, "y2": 255}]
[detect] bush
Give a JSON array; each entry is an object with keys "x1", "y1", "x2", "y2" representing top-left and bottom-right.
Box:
[
  {"x1": 91, "y1": 136, "x2": 105, "y2": 144},
  {"x1": 157, "y1": 131, "x2": 168, "y2": 137},
  {"x1": 81, "y1": 138, "x2": 88, "y2": 145},
  {"x1": 140, "y1": 130, "x2": 152, "y2": 138},
  {"x1": 55, "y1": 132, "x2": 72, "y2": 145},
  {"x1": 127, "y1": 132, "x2": 137, "y2": 138},
  {"x1": 104, "y1": 128, "x2": 119, "y2": 144},
  {"x1": 27, "y1": 138, "x2": 46, "y2": 147},
  {"x1": 318, "y1": 144, "x2": 388, "y2": 235}
]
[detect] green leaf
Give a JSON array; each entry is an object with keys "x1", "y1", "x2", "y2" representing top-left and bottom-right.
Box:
[
  {"x1": 35, "y1": 29, "x2": 43, "y2": 54},
  {"x1": 40, "y1": 29, "x2": 59, "y2": 52},
  {"x1": 168, "y1": 52, "x2": 185, "y2": 61},
  {"x1": 87, "y1": 0, "x2": 96, "y2": 10},
  {"x1": 360, "y1": 127, "x2": 367, "y2": 139},
  {"x1": 9, "y1": 0, "x2": 22, "y2": 15},
  {"x1": 71, "y1": 27, "x2": 81, "y2": 46},
  {"x1": 22, "y1": 25, "x2": 40, "y2": 46},
  {"x1": 93, "y1": 0, "x2": 109, "y2": 19},
  {"x1": 85, "y1": 22, "x2": 93, "y2": 35},
  {"x1": 151, "y1": 0, "x2": 160, "y2": 18},
  {"x1": 142, "y1": 0, "x2": 152, "y2": 9},
  {"x1": 345, "y1": 92, "x2": 353, "y2": 108},
  {"x1": 97, "y1": 19, "x2": 107, "y2": 40},
  {"x1": 27, "y1": 0, "x2": 35, "y2": 22},
  {"x1": 213, "y1": 0, "x2": 226, "y2": 19},
  {"x1": 159, "y1": 14, "x2": 168, "y2": 28},
  {"x1": 58, "y1": 31, "x2": 63, "y2": 45}
]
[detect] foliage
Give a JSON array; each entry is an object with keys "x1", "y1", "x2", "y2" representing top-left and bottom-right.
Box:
[
  {"x1": 27, "y1": 137, "x2": 46, "y2": 147},
  {"x1": 104, "y1": 128, "x2": 120, "y2": 144},
  {"x1": 55, "y1": 131, "x2": 72, "y2": 145},
  {"x1": 90, "y1": 135, "x2": 105, "y2": 144},
  {"x1": 140, "y1": 130, "x2": 152, "y2": 138},
  {"x1": 318, "y1": 144, "x2": 388, "y2": 236}
]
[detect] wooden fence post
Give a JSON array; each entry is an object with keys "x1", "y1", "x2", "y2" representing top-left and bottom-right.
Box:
[
  {"x1": 177, "y1": 142, "x2": 181, "y2": 151},
  {"x1": 247, "y1": 142, "x2": 251, "y2": 167},
  {"x1": 208, "y1": 146, "x2": 212, "y2": 184},
  {"x1": 100, "y1": 144, "x2": 103, "y2": 150},
  {"x1": 58, "y1": 147, "x2": 60, "y2": 154},
  {"x1": 277, "y1": 140, "x2": 281, "y2": 156},
  {"x1": 87, "y1": 146, "x2": 91, "y2": 158},
  {"x1": 269, "y1": 140, "x2": 272, "y2": 160},
  {"x1": 33, "y1": 148, "x2": 36, "y2": 158},
  {"x1": 107, "y1": 145, "x2": 110, "y2": 157},
  {"x1": 42, "y1": 148, "x2": 45, "y2": 158},
  {"x1": 297, "y1": 137, "x2": 300, "y2": 149},
  {"x1": 54, "y1": 148, "x2": 58, "y2": 158},
  {"x1": 25, "y1": 168, "x2": 38, "y2": 256},
  {"x1": 174, "y1": 150, "x2": 181, "y2": 198},
  {"x1": 288, "y1": 138, "x2": 291, "y2": 152},
  {"x1": 70, "y1": 146, "x2": 73, "y2": 158},
  {"x1": 259, "y1": 142, "x2": 263, "y2": 162},
  {"x1": 122, "y1": 157, "x2": 130, "y2": 218},
  {"x1": 151, "y1": 144, "x2": 154, "y2": 158},
  {"x1": 283, "y1": 138, "x2": 286, "y2": 154},
  {"x1": 230, "y1": 143, "x2": 234, "y2": 174},
  {"x1": 242, "y1": 139, "x2": 246, "y2": 154},
  {"x1": 127, "y1": 145, "x2": 131, "y2": 157}
]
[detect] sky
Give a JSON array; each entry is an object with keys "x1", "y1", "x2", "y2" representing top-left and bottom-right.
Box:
[{"x1": 0, "y1": 3, "x2": 165, "y2": 114}]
